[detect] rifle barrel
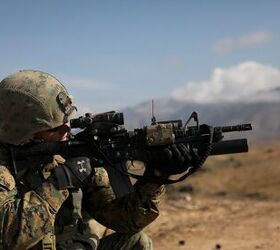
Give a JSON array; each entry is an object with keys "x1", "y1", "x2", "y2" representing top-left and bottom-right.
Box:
[{"x1": 216, "y1": 124, "x2": 252, "y2": 133}]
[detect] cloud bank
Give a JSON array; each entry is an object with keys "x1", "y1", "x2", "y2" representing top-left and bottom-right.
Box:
[
  {"x1": 213, "y1": 31, "x2": 273, "y2": 55},
  {"x1": 171, "y1": 61, "x2": 280, "y2": 103}
]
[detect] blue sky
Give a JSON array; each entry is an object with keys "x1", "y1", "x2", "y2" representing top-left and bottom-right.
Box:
[{"x1": 0, "y1": 1, "x2": 279, "y2": 113}]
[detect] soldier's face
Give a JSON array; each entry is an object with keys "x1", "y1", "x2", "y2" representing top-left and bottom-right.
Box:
[{"x1": 34, "y1": 124, "x2": 70, "y2": 142}]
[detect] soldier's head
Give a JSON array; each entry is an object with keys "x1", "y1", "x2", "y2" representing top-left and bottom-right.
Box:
[{"x1": 0, "y1": 70, "x2": 77, "y2": 145}]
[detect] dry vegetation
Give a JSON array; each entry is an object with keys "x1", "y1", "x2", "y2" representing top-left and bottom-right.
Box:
[{"x1": 145, "y1": 142, "x2": 280, "y2": 250}]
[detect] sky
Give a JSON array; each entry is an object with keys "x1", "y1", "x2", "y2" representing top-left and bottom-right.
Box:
[{"x1": 0, "y1": 1, "x2": 279, "y2": 114}]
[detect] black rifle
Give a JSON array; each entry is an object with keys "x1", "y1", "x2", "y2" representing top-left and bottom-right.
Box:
[{"x1": 10, "y1": 111, "x2": 252, "y2": 197}]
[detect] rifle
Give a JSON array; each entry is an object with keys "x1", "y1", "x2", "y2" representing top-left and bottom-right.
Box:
[{"x1": 10, "y1": 111, "x2": 252, "y2": 197}]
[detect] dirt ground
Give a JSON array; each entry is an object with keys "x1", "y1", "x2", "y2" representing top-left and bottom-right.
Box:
[{"x1": 144, "y1": 141, "x2": 280, "y2": 250}]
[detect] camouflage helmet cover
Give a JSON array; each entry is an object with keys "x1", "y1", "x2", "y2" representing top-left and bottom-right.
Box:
[{"x1": 0, "y1": 70, "x2": 77, "y2": 145}]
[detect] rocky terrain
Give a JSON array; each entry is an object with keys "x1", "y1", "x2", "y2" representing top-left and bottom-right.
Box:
[{"x1": 144, "y1": 142, "x2": 280, "y2": 250}]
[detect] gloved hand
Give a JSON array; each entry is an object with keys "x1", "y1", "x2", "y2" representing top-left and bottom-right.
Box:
[
  {"x1": 50, "y1": 156, "x2": 92, "y2": 190},
  {"x1": 145, "y1": 143, "x2": 193, "y2": 175}
]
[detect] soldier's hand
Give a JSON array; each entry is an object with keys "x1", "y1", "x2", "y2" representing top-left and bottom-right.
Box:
[
  {"x1": 145, "y1": 143, "x2": 193, "y2": 175},
  {"x1": 50, "y1": 157, "x2": 92, "y2": 190}
]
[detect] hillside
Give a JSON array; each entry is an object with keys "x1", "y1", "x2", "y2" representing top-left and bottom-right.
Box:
[{"x1": 144, "y1": 142, "x2": 280, "y2": 250}]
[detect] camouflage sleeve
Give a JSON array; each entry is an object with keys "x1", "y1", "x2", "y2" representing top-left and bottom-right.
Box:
[
  {"x1": 0, "y1": 165, "x2": 69, "y2": 250},
  {"x1": 83, "y1": 167, "x2": 165, "y2": 233}
]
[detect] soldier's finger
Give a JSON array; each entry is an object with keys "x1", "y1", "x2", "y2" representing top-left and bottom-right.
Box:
[
  {"x1": 177, "y1": 144, "x2": 192, "y2": 162},
  {"x1": 170, "y1": 144, "x2": 184, "y2": 165}
]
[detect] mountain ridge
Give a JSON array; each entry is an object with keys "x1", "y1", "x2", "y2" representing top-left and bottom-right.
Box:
[{"x1": 121, "y1": 98, "x2": 280, "y2": 141}]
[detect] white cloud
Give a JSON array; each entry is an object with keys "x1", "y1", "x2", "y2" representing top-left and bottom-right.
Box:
[
  {"x1": 213, "y1": 37, "x2": 235, "y2": 55},
  {"x1": 171, "y1": 61, "x2": 280, "y2": 103},
  {"x1": 163, "y1": 55, "x2": 185, "y2": 73},
  {"x1": 238, "y1": 32, "x2": 272, "y2": 46},
  {"x1": 213, "y1": 31, "x2": 273, "y2": 55}
]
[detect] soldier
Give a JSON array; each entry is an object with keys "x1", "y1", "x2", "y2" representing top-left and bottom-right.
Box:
[{"x1": 0, "y1": 70, "x2": 192, "y2": 250}]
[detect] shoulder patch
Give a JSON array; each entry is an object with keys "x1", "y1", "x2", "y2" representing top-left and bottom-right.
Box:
[{"x1": 0, "y1": 165, "x2": 16, "y2": 191}]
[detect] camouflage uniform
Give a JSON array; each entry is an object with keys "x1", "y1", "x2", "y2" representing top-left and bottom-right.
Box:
[
  {"x1": 0, "y1": 152, "x2": 164, "y2": 250},
  {"x1": 0, "y1": 156, "x2": 69, "y2": 249},
  {"x1": 0, "y1": 70, "x2": 165, "y2": 250}
]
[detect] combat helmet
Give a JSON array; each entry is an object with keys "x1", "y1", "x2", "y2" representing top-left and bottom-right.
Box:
[{"x1": 0, "y1": 70, "x2": 77, "y2": 145}]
